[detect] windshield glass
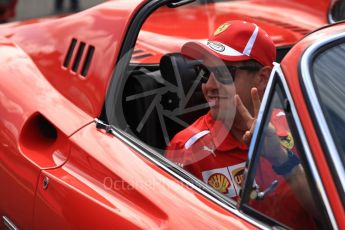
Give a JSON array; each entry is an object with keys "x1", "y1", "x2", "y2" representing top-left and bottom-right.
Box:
[{"x1": 312, "y1": 40, "x2": 345, "y2": 167}]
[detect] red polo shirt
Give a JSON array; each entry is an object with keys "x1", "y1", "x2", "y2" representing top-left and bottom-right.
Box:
[{"x1": 166, "y1": 111, "x2": 248, "y2": 198}]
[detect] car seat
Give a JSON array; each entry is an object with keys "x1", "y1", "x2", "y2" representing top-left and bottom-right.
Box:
[{"x1": 123, "y1": 53, "x2": 209, "y2": 152}]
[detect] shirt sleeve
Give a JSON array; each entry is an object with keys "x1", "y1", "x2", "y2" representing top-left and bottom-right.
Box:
[{"x1": 165, "y1": 137, "x2": 189, "y2": 168}]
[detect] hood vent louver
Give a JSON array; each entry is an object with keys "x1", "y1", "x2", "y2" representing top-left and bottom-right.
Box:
[{"x1": 63, "y1": 38, "x2": 95, "y2": 77}]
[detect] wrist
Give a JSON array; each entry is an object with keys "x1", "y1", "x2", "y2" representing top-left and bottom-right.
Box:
[{"x1": 272, "y1": 150, "x2": 300, "y2": 176}]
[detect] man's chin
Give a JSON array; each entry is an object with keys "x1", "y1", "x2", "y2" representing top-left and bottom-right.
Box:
[
  {"x1": 210, "y1": 109, "x2": 219, "y2": 119},
  {"x1": 211, "y1": 109, "x2": 235, "y2": 125},
  {"x1": 211, "y1": 110, "x2": 226, "y2": 121}
]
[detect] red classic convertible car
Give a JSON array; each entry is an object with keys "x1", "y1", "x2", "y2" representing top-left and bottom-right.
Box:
[{"x1": 0, "y1": 0, "x2": 344, "y2": 229}]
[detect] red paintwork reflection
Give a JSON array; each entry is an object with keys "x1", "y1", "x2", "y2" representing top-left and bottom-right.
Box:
[
  {"x1": 0, "y1": 0, "x2": 148, "y2": 118},
  {"x1": 133, "y1": 0, "x2": 329, "y2": 64},
  {"x1": 34, "y1": 123, "x2": 257, "y2": 229},
  {"x1": 0, "y1": 35, "x2": 92, "y2": 228}
]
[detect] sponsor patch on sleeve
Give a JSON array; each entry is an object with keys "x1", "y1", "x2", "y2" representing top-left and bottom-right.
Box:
[
  {"x1": 202, "y1": 167, "x2": 235, "y2": 197},
  {"x1": 201, "y1": 162, "x2": 246, "y2": 198},
  {"x1": 227, "y1": 162, "x2": 246, "y2": 195}
]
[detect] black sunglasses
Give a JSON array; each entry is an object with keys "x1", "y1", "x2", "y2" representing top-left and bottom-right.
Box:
[{"x1": 196, "y1": 64, "x2": 260, "y2": 85}]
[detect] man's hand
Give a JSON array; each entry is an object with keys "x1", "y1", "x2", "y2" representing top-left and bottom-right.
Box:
[
  {"x1": 235, "y1": 87, "x2": 260, "y2": 144},
  {"x1": 236, "y1": 88, "x2": 319, "y2": 219},
  {"x1": 235, "y1": 88, "x2": 288, "y2": 165}
]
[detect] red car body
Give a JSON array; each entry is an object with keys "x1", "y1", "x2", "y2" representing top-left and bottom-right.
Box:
[{"x1": 0, "y1": 0, "x2": 344, "y2": 229}]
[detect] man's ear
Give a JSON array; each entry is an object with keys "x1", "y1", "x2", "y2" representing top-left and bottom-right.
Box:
[{"x1": 256, "y1": 66, "x2": 272, "y2": 97}]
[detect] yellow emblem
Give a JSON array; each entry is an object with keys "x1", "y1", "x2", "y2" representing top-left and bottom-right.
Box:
[
  {"x1": 280, "y1": 132, "x2": 294, "y2": 150},
  {"x1": 208, "y1": 173, "x2": 231, "y2": 194},
  {"x1": 232, "y1": 168, "x2": 244, "y2": 186},
  {"x1": 213, "y1": 23, "x2": 230, "y2": 36}
]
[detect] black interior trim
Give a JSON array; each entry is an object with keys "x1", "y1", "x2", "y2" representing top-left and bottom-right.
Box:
[
  {"x1": 103, "y1": 0, "x2": 171, "y2": 125},
  {"x1": 276, "y1": 45, "x2": 292, "y2": 63}
]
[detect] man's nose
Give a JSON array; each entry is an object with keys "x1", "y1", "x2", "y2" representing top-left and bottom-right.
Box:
[{"x1": 205, "y1": 73, "x2": 219, "y2": 88}]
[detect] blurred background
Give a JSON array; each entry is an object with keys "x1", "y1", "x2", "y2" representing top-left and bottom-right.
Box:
[{"x1": 1, "y1": 0, "x2": 103, "y2": 22}]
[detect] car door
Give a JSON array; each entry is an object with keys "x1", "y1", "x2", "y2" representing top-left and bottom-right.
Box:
[
  {"x1": 0, "y1": 40, "x2": 93, "y2": 229},
  {"x1": 238, "y1": 61, "x2": 342, "y2": 229}
]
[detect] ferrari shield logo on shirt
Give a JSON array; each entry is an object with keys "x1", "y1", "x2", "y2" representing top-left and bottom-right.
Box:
[
  {"x1": 213, "y1": 22, "x2": 230, "y2": 36},
  {"x1": 280, "y1": 132, "x2": 294, "y2": 150},
  {"x1": 202, "y1": 162, "x2": 246, "y2": 198}
]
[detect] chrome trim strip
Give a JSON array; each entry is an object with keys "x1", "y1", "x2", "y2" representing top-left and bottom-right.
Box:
[
  {"x1": 328, "y1": 0, "x2": 336, "y2": 23},
  {"x1": 2, "y1": 216, "x2": 18, "y2": 230},
  {"x1": 300, "y1": 31, "x2": 345, "y2": 196},
  {"x1": 95, "y1": 120, "x2": 270, "y2": 230},
  {"x1": 246, "y1": 63, "x2": 277, "y2": 162},
  {"x1": 275, "y1": 65, "x2": 338, "y2": 230},
  {"x1": 328, "y1": 13, "x2": 335, "y2": 24}
]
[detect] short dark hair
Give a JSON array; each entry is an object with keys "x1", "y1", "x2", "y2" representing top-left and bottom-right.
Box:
[
  {"x1": 224, "y1": 59, "x2": 263, "y2": 73},
  {"x1": 240, "y1": 59, "x2": 263, "y2": 70}
]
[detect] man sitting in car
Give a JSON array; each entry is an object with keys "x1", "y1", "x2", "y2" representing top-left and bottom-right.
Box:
[{"x1": 165, "y1": 20, "x2": 318, "y2": 229}]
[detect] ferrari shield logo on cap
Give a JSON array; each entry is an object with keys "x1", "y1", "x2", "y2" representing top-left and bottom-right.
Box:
[{"x1": 213, "y1": 23, "x2": 230, "y2": 36}]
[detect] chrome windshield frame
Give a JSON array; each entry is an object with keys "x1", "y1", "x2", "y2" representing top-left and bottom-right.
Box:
[
  {"x1": 300, "y1": 31, "x2": 345, "y2": 199},
  {"x1": 241, "y1": 63, "x2": 338, "y2": 229}
]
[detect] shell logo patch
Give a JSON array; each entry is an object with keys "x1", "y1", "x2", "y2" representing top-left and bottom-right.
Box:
[
  {"x1": 280, "y1": 132, "x2": 294, "y2": 150},
  {"x1": 207, "y1": 41, "x2": 225, "y2": 52},
  {"x1": 207, "y1": 173, "x2": 231, "y2": 194},
  {"x1": 232, "y1": 168, "x2": 244, "y2": 186},
  {"x1": 213, "y1": 23, "x2": 230, "y2": 36}
]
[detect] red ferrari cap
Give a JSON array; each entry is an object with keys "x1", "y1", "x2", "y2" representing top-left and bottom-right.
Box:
[{"x1": 181, "y1": 20, "x2": 276, "y2": 67}]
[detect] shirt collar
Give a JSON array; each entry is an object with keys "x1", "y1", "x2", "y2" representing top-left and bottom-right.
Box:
[{"x1": 204, "y1": 111, "x2": 248, "y2": 151}]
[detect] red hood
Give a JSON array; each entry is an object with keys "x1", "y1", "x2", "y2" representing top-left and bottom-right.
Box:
[{"x1": 133, "y1": 0, "x2": 330, "y2": 63}]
